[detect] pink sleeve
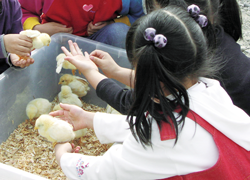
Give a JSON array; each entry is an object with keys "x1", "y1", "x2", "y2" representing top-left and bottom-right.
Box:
[{"x1": 18, "y1": 0, "x2": 53, "y2": 24}]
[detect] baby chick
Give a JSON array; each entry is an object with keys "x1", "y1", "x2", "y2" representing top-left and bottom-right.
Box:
[
  {"x1": 56, "y1": 53, "x2": 78, "y2": 75},
  {"x1": 26, "y1": 98, "x2": 52, "y2": 121},
  {"x1": 106, "y1": 104, "x2": 122, "y2": 115},
  {"x1": 34, "y1": 114, "x2": 76, "y2": 147},
  {"x1": 58, "y1": 85, "x2": 83, "y2": 107},
  {"x1": 58, "y1": 74, "x2": 90, "y2": 97},
  {"x1": 20, "y1": 30, "x2": 51, "y2": 50}
]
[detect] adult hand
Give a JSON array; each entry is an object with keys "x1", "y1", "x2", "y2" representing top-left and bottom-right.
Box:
[
  {"x1": 89, "y1": 50, "x2": 121, "y2": 79},
  {"x1": 87, "y1": 20, "x2": 114, "y2": 36},
  {"x1": 49, "y1": 103, "x2": 95, "y2": 131},
  {"x1": 10, "y1": 54, "x2": 34, "y2": 68},
  {"x1": 61, "y1": 40, "x2": 99, "y2": 74},
  {"x1": 4, "y1": 34, "x2": 32, "y2": 57},
  {"x1": 33, "y1": 22, "x2": 73, "y2": 36}
]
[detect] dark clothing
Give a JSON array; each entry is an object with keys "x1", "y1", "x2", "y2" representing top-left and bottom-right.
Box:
[
  {"x1": 0, "y1": 0, "x2": 23, "y2": 74},
  {"x1": 96, "y1": 78, "x2": 133, "y2": 115},
  {"x1": 215, "y1": 26, "x2": 250, "y2": 115},
  {"x1": 96, "y1": 26, "x2": 250, "y2": 116}
]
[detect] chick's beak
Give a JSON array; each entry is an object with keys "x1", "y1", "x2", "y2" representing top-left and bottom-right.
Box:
[{"x1": 34, "y1": 126, "x2": 38, "y2": 130}]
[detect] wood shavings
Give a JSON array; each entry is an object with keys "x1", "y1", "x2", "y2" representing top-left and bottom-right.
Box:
[{"x1": 0, "y1": 101, "x2": 111, "y2": 180}]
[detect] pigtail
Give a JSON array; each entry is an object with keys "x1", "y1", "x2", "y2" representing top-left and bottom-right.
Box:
[{"x1": 219, "y1": 0, "x2": 242, "y2": 41}]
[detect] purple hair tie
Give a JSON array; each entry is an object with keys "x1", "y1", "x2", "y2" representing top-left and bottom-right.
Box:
[
  {"x1": 187, "y1": 4, "x2": 208, "y2": 28},
  {"x1": 144, "y1": 28, "x2": 167, "y2": 48}
]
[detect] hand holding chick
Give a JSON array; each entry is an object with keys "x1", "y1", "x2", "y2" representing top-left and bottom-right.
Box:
[
  {"x1": 58, "y1": 85, "x2": 83, "y2": 107},
  {"x1": 18, "y1": 30, "x2": 51, "y2": 60},
  {"x1": 26, "y1": 98, "x2": 52, "y2": 121},
  {"x1": 58, "y1": 74, "x2": 90, "y2": 97},
  {"x1": 34, "y1": 114, "x2": 76, "y2": 147}
]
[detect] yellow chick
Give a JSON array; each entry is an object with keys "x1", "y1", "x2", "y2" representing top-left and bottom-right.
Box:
[
  {"x1": 26, "y1": 98, "x2": 52, "y2": 121},
  {"x1": 20, "y1": 30, "x2": 51, "y2": 50},
  {"x1": 56, "y1": 53, "x2": 78, "y2": 75},
  {"x1": 52, "y1": 104, "x2": 63, "y2": 112},
  {"x1": 106, "y1": 104, "x2": 122, "y2": 115},
  {"x1": 58, "y1": 74, "x2": 90, "y2": 97},
  {"x1": 58, "y1": 85, "x2": 83, "y2": 107},
  {"x1": 34, "y1": 114, "x2": 76, "y2": 147},
  {"x1": 19, "y1": 30, "x2": 51, "y2": 60}
]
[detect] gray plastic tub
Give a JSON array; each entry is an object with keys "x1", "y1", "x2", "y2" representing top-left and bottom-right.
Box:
[{"x1": 0, "y1": 33, "x2": 130, "y2": 179}]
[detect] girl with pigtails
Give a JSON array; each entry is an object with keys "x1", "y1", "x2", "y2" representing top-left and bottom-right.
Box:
[
  {"x1": 50, "y1": 5, "x2": 250, "y2": 180},
  {"x1": 80, "y1": 0, "x2": 250, "y2": 116}
]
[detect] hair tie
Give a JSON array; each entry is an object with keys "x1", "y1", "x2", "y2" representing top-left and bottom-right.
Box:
[
  {"x1": 187, "y1": 4, "x2": 208, "y2": 28},
  {"x1": 144, "y1": 28, "x2": 167, "y2": 48}
]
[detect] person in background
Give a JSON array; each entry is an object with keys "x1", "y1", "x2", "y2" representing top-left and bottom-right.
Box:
[
  {"x1": 0, "y1": 0, "x2": 34, "y2": 74},
  {"x1": 18, "y1": 0, "x2": 144, "y2": 49},
  {"x1": 51, "y1": 5, "x2": 250, "y2": 179}
]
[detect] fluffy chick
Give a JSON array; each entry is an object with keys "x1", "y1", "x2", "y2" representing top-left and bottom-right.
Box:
[
  {"x1": 34, "y1": 114, "x2": 76, "y2": 147},
  {"x1": 26, "y1": 98, "x2": 52, "y2": 120},
  {"x1": 58, "y1": 74, "x2": 90, "y2": 97},
  {"x1": 56, "y1": 53, "x2": 78, "y2": 75},
  {"x1": 106, "y1": 104, "x2": 122, "y2": 115},
  {"x1": 58, "y1": 85, "x2": 83, "y2": 107}
]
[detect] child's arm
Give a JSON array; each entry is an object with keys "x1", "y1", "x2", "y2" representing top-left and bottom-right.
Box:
[{"x1": 89, "y1": 50, "x2": 135, "y2": 88}]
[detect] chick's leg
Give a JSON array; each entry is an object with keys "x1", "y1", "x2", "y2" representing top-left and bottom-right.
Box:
[
  {"x1": 72, "y1": 69, "x2": 76, "y2": 75},
  {"x1": 52, "y1": 142, "x2": 58, "y2": 148}
]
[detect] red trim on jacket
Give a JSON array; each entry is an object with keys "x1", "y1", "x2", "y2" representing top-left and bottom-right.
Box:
[{"x1": 159, "y1": 110, "x2": 250, "y2": 180}]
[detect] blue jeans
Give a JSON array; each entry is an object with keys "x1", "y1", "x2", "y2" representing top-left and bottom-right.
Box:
[{"x1": 88, "y1": 23, "x2": 129, "y2": 49}]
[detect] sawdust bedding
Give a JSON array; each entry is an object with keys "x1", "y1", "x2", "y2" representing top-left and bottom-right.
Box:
[{"x1": 0, "y1": 100, "x2": 112, "y2": 180}]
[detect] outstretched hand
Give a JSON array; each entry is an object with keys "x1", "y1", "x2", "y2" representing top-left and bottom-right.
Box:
[
  {"x1": 61, "y1": 40, "x2": 99, "y2": 75},
  {"x1": 49, "y1": 103, "x2": 86, "y2": 131}
]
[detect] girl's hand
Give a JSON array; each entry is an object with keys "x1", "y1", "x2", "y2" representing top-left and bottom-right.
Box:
[
  {"x1": 4, "y1": 34, "x2": 33, "y2": 57},
  {"x1": 61, "y1": 40, "x2": 99, "y2": 75},
  {"x1": 49, "y1": 103, "x2": 95, "y2": 131},
  {"x1": 54, "y1": 142, "x2": 80, "y2": 166},
  {"x1": 89, "y1": 50, "x2": 121, "y2": 79},
  {"x1": 10, "y1": 54, "x2": 34, "y2": 68}
]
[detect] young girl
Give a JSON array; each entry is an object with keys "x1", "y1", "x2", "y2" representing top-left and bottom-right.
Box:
[
  {"x1": 82, "y1": 0, "x2": 250, "y2": 116},
  {"x1": 50, "y1": 5, "x2": 250, "y2": 179},
  {"x1": 0, "y1": 0, "x2": 34, "y2": 74}
]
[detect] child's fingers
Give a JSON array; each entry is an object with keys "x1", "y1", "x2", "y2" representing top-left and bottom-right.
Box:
[
  {"x1": 68, "y1": 40, "x2": 77, "y2": 56},
  {"x1": 84, "y1": 51, "x2": 89, "y2": 59},
  {"x1": 89, "y1": 55, "x2": 101, "y2": 66},
  {"x1": 90, "y1": 50, "x2": 106, "y2": 59},
  {"x1": 61, "y1": 46, "x2": 71, "y2": 56},
  {"x1": 73, "y1": 42, "x2": 83, "y2": 55}
]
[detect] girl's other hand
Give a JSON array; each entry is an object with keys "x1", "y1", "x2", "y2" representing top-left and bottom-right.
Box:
[
  {"x1": 4, "y1": 34, "x2": 32, "y2": 57},
  {"x1": 10, "y1": 54, "x2": 34, "y2": 68},
  {"x1": 49, "y1": 103, "x2": 94, "y2": 131},
  {"x1": 89, "y1": 50, "x2": 121, "y2": 79}
]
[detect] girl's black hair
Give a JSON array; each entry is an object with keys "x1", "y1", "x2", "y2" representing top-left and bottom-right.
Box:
[
  {"x1": 144, "y1": 0, "x2": 242, "y2": 41},
  {"x1": 126, "y1": 6, "x2": 215, "y2": 147}
]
